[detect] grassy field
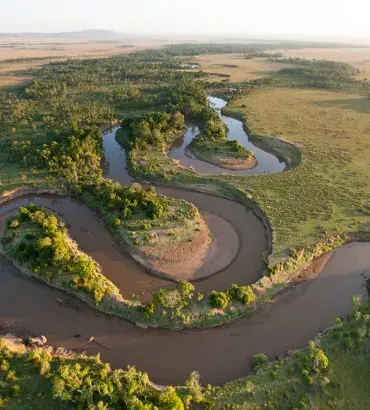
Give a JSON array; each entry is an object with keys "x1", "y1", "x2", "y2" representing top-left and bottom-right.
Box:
[
  {"x1": 220, "y1": 88, "x2": 370, "y2": 264},
  {"x1": 193, "y1": 53, "x2": 286, "y2": 82},
  {"x1": 274, "y1": 47, "x2": 370, "y2": 79},
  {"x1": 191, "y1": 48, "x2": 370, "y2": 85}
]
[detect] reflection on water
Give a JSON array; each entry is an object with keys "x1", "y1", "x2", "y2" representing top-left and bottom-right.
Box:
[
  {"x1": 102, "y1": 126, "x2": 133, "y2": 186},
  {"x1": 168, "y1": 96, "x2": 286, "y2": 175}
]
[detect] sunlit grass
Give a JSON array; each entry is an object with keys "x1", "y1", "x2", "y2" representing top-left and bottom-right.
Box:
[{"x1": 219, "y1": 88, "x2": 370, "y2": 264}]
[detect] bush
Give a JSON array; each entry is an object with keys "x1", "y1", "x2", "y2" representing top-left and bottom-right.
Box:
[
  {"x1": 209, "y1": 291, "x2": 230, "y2": 309},
  {"x1": 141, "y1": 302, "x2": 156, "y2": 319},
  {"x1": 158, "y1": 386, "x2": 185, "y2": 410},
  {"x1": 8, "y1": 219, "x2": 20, "y2": 229},
  {"x1": 227, "y1": 284, "x2": 256, "y2": 305},
  {"x1": 112, "y1": 218, "x2": 121, "y2": 228},
  {"x1": 252, "y1": 353, "x2": 269, "y2": 371}
]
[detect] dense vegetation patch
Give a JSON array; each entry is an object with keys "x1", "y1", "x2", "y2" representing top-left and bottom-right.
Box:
[
  {"x1": 1, "y1": 203, "x2": 120, "y2": 304},
  {"x1": 75, "y1": 180, "x2": 199, "y2": 249},
  {"x1": 123, "y1": 111, "x2": 185, "y2": 151}
]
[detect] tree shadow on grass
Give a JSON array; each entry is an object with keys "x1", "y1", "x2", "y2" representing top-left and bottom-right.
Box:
[{"x1": 314, "y1": 97, "x2": 370, "y2": 114}]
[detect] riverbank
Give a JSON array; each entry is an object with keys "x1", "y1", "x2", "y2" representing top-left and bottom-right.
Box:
[{"x1": 1, "y1": 291, "x2": 369, "y2": 407}]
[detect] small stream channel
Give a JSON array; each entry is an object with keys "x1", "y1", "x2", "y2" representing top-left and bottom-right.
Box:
[{"x1": 168, "y1": 96, "x2": 285, "y2": 175}]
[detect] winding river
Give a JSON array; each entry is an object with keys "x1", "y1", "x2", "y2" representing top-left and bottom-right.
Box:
[
  {"x1": 0, "y1": 97, "x2": 369, "y2": 385},
  {"x1": 168, "y1": 96, "x2": 285, "y2": 175}
]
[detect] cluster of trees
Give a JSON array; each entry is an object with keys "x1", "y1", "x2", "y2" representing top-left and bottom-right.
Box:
[
  {"x1": 76, "y1": 180, "x2": 173, "y2": 227},
  {"x1": 271, "y1": 57, "x2": 358, "y2": 81},
  {"x1": 0, "y1": 91, "x2": 37, "y2": 136},
  {"x1": 6, "y1": 204, "x2": 69, "y2": 271},
  {"x1": 141, "y1": 280, "x2": 196, "y2": 320},
  {"x1": 11, "y1": 126, "x2": 103, "y2": 184},
  {"x1": 161, "y1": 82, "x2": 210, "y2": 117},
  {"x1": 245, "y1": 52, "x2": 283, "y2": 59},
  {"x1": 26, "y1": 348, "x2": 208, "y2": 409},
  {"x1": 123, "y1": 111, "x2": 185, "y2": 151},
  {"x1": 38, "y1": 54, "x2": 206, "y2": 91},
  {"x1": 4, "y1": 204, "x2": 113, "y2": 303},
  {"x1": 209, "y1": 283, "x2": 256, "y2": 308},
  {"x1": 202, "y1": 113, "x2": 227, "y2": 140},
  {"x1": 25, "y1": 79, "x2": 67, "y2": 100},
  {"x1": 42, "y1": 100, "x2": 115, "y2": 134}
]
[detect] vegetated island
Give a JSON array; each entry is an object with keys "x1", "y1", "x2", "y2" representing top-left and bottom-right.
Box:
[
  {"x1": 187, "y1": 101, "x2": 257, "y2": 170},
  {"x1": 187, "y1": 132, "x2": 257, "y2": 171},
  {"x1": 0, "y1": 203, "x2": 122, "y2": 307}
]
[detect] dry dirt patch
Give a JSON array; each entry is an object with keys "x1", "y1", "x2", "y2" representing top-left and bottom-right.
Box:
[{"x1": 134, "y1": 212, "x2": 239, "y2": 281}]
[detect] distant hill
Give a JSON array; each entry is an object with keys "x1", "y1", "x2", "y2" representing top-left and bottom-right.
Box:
[
  {"x1": 55, "y1": 29, "x2": 120, "y2": 40},
  {"x1": 0, "y1": 30, "x2": 121, "y2": 41}
]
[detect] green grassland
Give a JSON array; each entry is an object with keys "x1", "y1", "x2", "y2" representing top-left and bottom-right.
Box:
[{"x1": 219, "y1": 88, "x2": 370, "y2": 264}]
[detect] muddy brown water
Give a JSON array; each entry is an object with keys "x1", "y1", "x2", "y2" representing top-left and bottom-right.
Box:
[
  {"x1": 0, "y1": 242, "x2": 368, "y2": 385},
  {"x1": 168, "y1": 96, "x2": 286, "y2": 175},
  {"x1": 0, "y1": 124, "x2": 369, "y2": 385}
]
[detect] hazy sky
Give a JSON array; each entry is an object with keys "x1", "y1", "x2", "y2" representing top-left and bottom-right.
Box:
[{"x1": 1, "y1": 0, "x2": 369, "y2": 39}]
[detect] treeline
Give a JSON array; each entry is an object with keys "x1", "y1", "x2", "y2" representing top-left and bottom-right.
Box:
[
  {"x1": 269, "y1": 57, "x2": 359, "y2": 80},
  {"x1": 245, "y1": 57, "x2": 370, "y2": 93},
  {"x1": 245, "y1": 52, "x2": 283, "y2": 59},
  {"x1": 160, "y1": 41, "x2": 363, "y2": 56},
  {"x1": 0, "y1": 55, "x2": 65, "y2": 64}
]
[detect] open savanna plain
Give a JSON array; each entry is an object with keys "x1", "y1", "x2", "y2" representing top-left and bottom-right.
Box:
[
  {"x1": 0, "y1": 42, "x2": 370, "y2": 409},
  {"x1": 221, "y1": 87, "x2": 370, "y2": 263}
]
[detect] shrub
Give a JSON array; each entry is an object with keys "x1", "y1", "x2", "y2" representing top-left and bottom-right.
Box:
[
  {"x1": 35, "y1": 237, "x2": 52, "y2": 249},
  {"x1": 8, "y1": 219, "x2": 20, "y2": 229},
  {"x1": 141, "y1": 302, "x2": 156, "y2": 319},
  {"x1": 252, "y1": 353, "x2": 269, "y2": 371},
  {"x1": 158, "y1": 386, "x2": 185, "y2": 410},
  {"x1": 235, "y1": 286, "x2": 256, "y2": 305},
  {"x1": 112, "y1": 218, "x2": 121, "y2": 228},
  {"x1": 227, "y1": 284, "x2": 256, "y2": 305},
  {"x1": 209, "y1": 291, "x2": 230, "y2": 309}
]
